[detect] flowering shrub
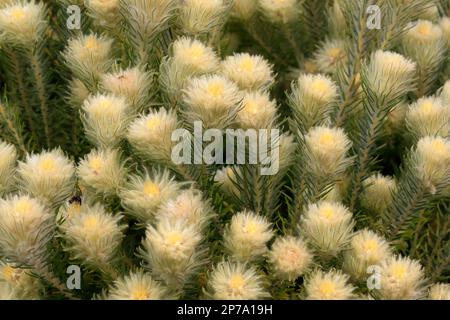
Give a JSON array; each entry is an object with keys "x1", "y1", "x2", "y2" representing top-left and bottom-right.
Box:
[{"x1": 0, "y1": 0, "x2": 449, "y2": 300}]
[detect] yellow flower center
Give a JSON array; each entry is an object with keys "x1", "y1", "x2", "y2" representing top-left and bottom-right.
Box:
[
  {"x1": 319, "y1": 132, "x2": 334, "y2": 146},
  {"x1": 15, "y1": 199, "x2": 32, "y2": 214},
  {"x1": 244, "y1": 100, "x2": 258, "y2": 115},
  {"x1": 416, "y1": 23, "x2": 431, "y2": 36},
  {"x1": 311, "y1": 79, "x2": 329, "y2": 95},
  {"x1": 10, "y1": 8, "x2": 25, "y2": 21},
  {"x1": 166, "y1": 232, "x2": 182, "y2": 246},
  {"x1": 320, "y1": 207, "x2": 335, "y2": 220},
  {"x1": 39, "y1": 157, "x2": 55, "y2": 172},
  {"x1": 229, "y1": 275, "x2": 245, "y2": 290},
  {"x1": 239, "y1": 57, "x2": 254, "y2": 72},
  {"x1": 431, "y1": 140, "x2": 446, "y2": 154},
  {"x1": 187, "y1": 45, "x2": 204, "y2": 61},
  {"x1": 143, "y1": 181, "x2": 160, "y2": 197},
  {"x1": 327, "y1": 47, "x2": 342, "y2": 59},
  {"x1": 363, "y1": 240, "x2": 378, "y2": 252},
  {"x1": 89, "y1": 157, "x2": 103, "y2": 172},
  {"x1": 146, "y1": 117, "x2": 160, "y2": 130},
  {"x1": 243, "y1": 221, "x2": 258, "y2": 234},
  {"x1": 391, "y1": 264, "x2": 407, "y2": 279},
  {"x1": 83, "y1": 216, "x2": 99, "y2": 230},
  {"x1": 131, "y1": 287, "x2": 149, "y2": 300},
  {"x1": 67, "y1": 203, "x2": 81, "y2": 219},
  {"x1": 207, "y1": 82, "x2": 224, "y2": 97},
  {"x1": 1, "y1": 265, "x2": 16, "y2": 282},
  {"x1": 420, "y1": 101, "x2": 434, "y2": 114},
  {"x1": 319, "y1": 280, "x2": 336, "y2": 296},
  {"x1": 84, "y1": 37, "x2": 98, "y2": 50}
]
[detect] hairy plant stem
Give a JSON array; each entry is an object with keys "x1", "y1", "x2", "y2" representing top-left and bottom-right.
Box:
[
  {"x1": 28, "y1": 48, "x2": 51, "y2": 148},
  {"x1": 281, "y1": 23, "x2": 303, "y2": 67},
  {"x1": 0, "y1": 102, "x2": 27, "y2": 155}
]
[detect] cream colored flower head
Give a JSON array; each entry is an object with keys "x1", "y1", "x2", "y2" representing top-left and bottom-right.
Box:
[
  {"x1": 441, "y1": 80, "x2": 450, "y2": 105},
  {"x1": 304, "y1": 126, "x2": 352, "y2": 176},
  {"x1": 343, "y1": 229, "x2": 391, "y2": 281},
  {"x1": 77, "y1": 148, "x2": 126, "y2": 197},
  {"x1": 224, "y1": 210, "x2": 273, "y2": 262},
  {"x1": 305, "y1": 269, "x2": 355, "y2": 300},
  {"x1": 314, "y1": 39, "x2": 348, "y2": 75},
  {"x1": 0, "y1": 195, "x2": 53, "y2": 262},
  {"x1": 361, "y1": 173, "x2": 396, "y2": 214},
  {"x1": 300, "y1": 201, "x2": 354, "y2": 258},
  {"x1": 0, "y1": 141, "x2": 16, "y2": 195},
  {"x1": 155, "y1": 188, "x2": 213, "y2": 231},
  {"x1": 404, "y1": 20, "x2": 443, "y2": 45},
  {"x1": 0, "y1": 0, "x2": 46, "y2": 45},
  {"x1": 221, "y1": 53, "x2": 274, "y2": 91},
  {"x1": 428, "y1": 283, "x2": 450, "y2": 300},
  {"x1": 206, "y1": 260, "x2": 268, "y2": 300},
  {"x1": 414, "y1": 136, "x2": 450, "y2": 191},
  {"x1": 231, "y1": 0, "x2": 257, "y2": 20},
  {"x1": 101, "y1": 67, "x2": 153, "y2": 111},
  {"x1": 179, "y1": 0, "x2": 227, "y2": 35},
  {"x1": 127, "y1": 107, "x2": 179, "y2": 163},
  {"x1": 366, "y1": 50, "x2": 416, "y2": 99},
  {"x1": 63, "y1": 33, "x2": 113, "y2": 80},
  {"x1": 289, "y1": 74, "x2": 338, "y2": 128},
  {"x1": 182, "y1": 74, "x2": 242, "y2": 128},
  {"x1": 0, "y1": 261, "x2": 41, "y2": 299},
  {"x1": 378, "y1": 255, "x2": 426, "y2": 300},
  {"x1": 17, "y1": 149, "x2": 75, "y2": 206},
  {"x1": 406, "y1": 96, "x2": 450, "y2": 139},
  {"x1": 172, "y1": 37, "x2": 219, "y2": 75},
  {"x1": 108, "y1": 270, "x2": 171, "y2": 300},
  {"x1": 236, "y1": 91, "x2": 277, "y2": 129},
  {"x1": 81, "y1": 93, "x2": 131, "y2": 148},
  {"x1": 214, "y1": 166, "x2": 240, "y2": 197},
  {"x1": 259, "y1": 0, "x2": 300, "y2": 24},
  {"x1": 60, "y1": 202, "x2": 125, "y2": 268},
  {"x1": 140, "y1": 219, "x2": 203, "y2": 286},
  {"x1": 268, "y1": 236, "x2": 313, "y2": 281},
  {"x1": 120, "y1": 169, "x2": 181, "y2": 224}
]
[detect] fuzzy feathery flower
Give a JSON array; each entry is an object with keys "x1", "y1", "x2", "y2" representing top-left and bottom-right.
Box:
[
  {"x1": 428, "y1": 283, "x2": 450, "y2": 300},
  {"x1": 267, "y1": 236, "x2": 313, "y2": 281},
  {"x1": 414, "y1": 136, "x2": 450, "y2": 191},
  {"x1": 140, "y1": 218, "x2": 206, "y2": 290},
  {"x1": 224, "y1": 210, "x2": 273, "y2": 262},
  {"x1": 300, "y1": 201, "x2": 354, "y2": 258},
  {"x1": 214, "y1": 166, "x2": 240, "y2": 197},
  {"x1": 60, "y1": 202, "x2": 125, "y2": 269},
  {"x1": 377, "y1": 255, "x2": 426, "y2": 300},
  {"x1": 77, "y1": 148, "x2": 126, "y2": 197},
  {"x1": 107, "y1": 270, "x2": 171, "y2": 300},
  {"x1": 406, "y1": 96, "x2": 450, "y2": 139},
  {"x1": 127, "y1": 107, "x2": 179, "y2": 163},
  {"x1": 120, "y1": 169, "x2": 182, "y2": 224},
  {"x1": 63, "y1": 33, "x2": 113, "y2": 81},
  {"x1": 366, "y1": 50, "x2": 416, "y2": 99},
  {"x1": 258, "y1": 0, "x2": 300, "y2": 24},
  {"x1": 360, "y1": 173, "x2": 397, "y2": 214},
  {"x1": 404, "y1": 19, "x2": 443, "y2": 45},
  {"x1": 289, "y1": 73, "x2": 338, "y2": 128},
  {"x1": 343, "y1": 229, "x2": 391, "y2": 281},
  {"x1": 206, "y1": 260, "x2": 268, "y2": 300},
  {"x1": 172, "y1": 37, "x2": 219, "y2": 75},
  {"x1": 221, "y1": 53, "x2": 274, "y2": 91},
  {"x1": 0, "y1": 0, "x2": 46, "y2": 45},
  {"x1": 0, "y1": 195, "x2": 53, "y2": 265},
  {"x1": 17, "y1": 149, "x2": 75, "y2": 206},
  {"x1": 101, "y1": 67, "x2": 153, "y2": 112},
  {"x1": 85, "y1": 0, "x2": 119, "y2": 28},
  {"x1": 179, "y1": 0, "x2": 227, "y2": 35},
  {"x1": 0, "y1": 141, "x2": 16, "y2": 195},
  {"x1": 314, "y1": 39, "x2": 348, "y2": 75},
  {"x1": 155, "y1": 188, "x2": 213, "y2": 231},
  {"x1": 81, "y1": 93, "x2": 131, "y2": 148},
  {"x1": 182, "y1": 74, "x2": 242, "y2": 128},
  {"x1": 236, "y1": 91, "x2": 277, "y2": 129},
  {"x1": 0, "y1": 261, "x2": 41, "y2": 299},
  {"x1": 305, "y1": 269, "x2": 355, "y2": 300},
  {"x1": 304, "y1": 126, "x2": 352, "y2": 176}
]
